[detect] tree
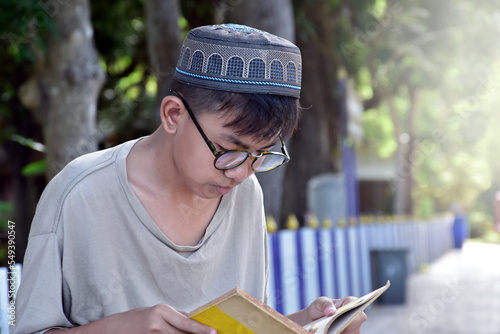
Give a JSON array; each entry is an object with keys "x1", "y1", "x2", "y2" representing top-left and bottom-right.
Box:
[
  {"x1": 281, "y1": 0, "x2": 381, "y2": 225},
  {"x1": 18, "y1": 0, "x2": 105, "y2": 180},
  {"x1": 145, "y1": 0, "x2": 182, "y2": 117},
  {"x1": 225, "y1": 0, "x2": 296, "y2": 225},
  {"x1": 0, "y1": 0, "x2": 104, "y2": 261},
  {"x1": 356, "y1": 0, "x2": 500, "y2": 216}
]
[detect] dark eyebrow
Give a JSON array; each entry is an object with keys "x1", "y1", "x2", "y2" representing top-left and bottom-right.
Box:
[{"x1": 220, "y1": 134, "x2": 276, "y2": 151}]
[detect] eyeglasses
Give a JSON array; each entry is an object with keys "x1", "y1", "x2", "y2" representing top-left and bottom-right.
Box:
[{"x1": 169, "y1": 89, "x2": 290, "y2": 173}]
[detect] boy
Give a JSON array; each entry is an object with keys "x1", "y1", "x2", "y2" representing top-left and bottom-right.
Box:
[{"x1": 14, "y1": 24, "x2": 366, "y2": 333}]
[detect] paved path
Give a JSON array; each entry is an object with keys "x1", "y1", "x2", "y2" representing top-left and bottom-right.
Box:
[{"x1": 361, "y1": 242, "x2": 500, "y2": 334}]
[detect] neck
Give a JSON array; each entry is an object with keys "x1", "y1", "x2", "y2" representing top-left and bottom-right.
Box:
[
  {"x1": 127, "y1": 127, "x2": 217, "y2": 209},
  {"x1": 127, "y1": 128, "x2": 222, "y2": 245}
]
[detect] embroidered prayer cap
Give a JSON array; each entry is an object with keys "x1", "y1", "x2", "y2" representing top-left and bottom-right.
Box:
[{"x1": 174, "y1": 24, "x2": 302, "y2": 98}]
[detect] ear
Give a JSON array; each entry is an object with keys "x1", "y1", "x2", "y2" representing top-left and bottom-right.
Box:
[{"x1": 160, "y1": 95, "x2": 184, "y2": 134}]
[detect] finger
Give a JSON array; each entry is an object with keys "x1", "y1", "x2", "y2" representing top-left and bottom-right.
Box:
[
  {"x1": 333, "y1": 296, "x2": 358, "y2": 308},
  {"x1": 156, "y1": 304, "x2": 217, "y2": 334},
  {"x1": 340, "y1": 311, "x2": 367, "y2": 334},
  {"x1": 311, "y1": 297, "x2": 337, "y2": 317}
]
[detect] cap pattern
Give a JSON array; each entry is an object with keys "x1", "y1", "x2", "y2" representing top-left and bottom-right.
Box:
[{"x1": 174, "y1": 24, "x2": 302, "y2": 98}]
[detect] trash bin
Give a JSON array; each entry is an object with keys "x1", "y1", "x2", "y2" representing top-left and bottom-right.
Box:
[
  {"x1": 371, "y1": 250, "x2": 407, "y2": 304},
  {"x1": 307, "y1": 173, "x2": 346, "y2": 226},
  {"x1": 452, "y1": 214, "x2": 468, "y2": 248}
]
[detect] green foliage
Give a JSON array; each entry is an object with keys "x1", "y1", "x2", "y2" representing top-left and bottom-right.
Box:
[
  {"x1": 354, "y1": 0, "x2": 500, "y2": 218},
  {"x1": 414, "y1": 60, "x2": 500, "y2": 216},
  {"x1": 355, "y1": 67, "x2": 373, "y2": 100},
  {"x1": 468, "y1": 211, "x2": 491, "y2": 239},
  {"x1": 0, "y1": 0, "x2": 56, "y2": 155},
  {"x1": 10, "y1": 134, "x2": 45, "y2": 152},
  {"x1": 180, "y1": 0, "x2": 217, "y2": 28},
  {"x1": 371, "y1": 0, "x2": 387, "y2": 19},
  {"x1": 89, "y1": 0, "x2": 160, "y2": 145},
  {"x1": 89, "y1": 0, "x2": 222, "y2": 146},
  {"x1": 21, "y1": 159, "x2": 47, "y2": 176},
  {"x1": 0, "y1": 0, "x2": 56, "y2": 63},
  {"x1": 361, "y1": 106, "x2": 397, "y2": 158},
  {"x1": 91, "y1": 1, "x2": 145, "y2": 61},
  {"x1": 0, "y1": 202, "x2": 14, "y2": 228}
]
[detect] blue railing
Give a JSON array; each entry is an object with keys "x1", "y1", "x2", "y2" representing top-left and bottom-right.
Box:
[{"x1": 266, "y1": 214, "x2": 454, "y2": 315}]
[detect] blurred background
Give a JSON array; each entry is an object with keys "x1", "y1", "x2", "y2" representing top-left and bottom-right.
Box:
[{"x1": 1, "y1": 0, "x2": 500, "y2": 332}]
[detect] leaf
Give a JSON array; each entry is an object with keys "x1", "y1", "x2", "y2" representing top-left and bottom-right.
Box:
[
  {"x1": 10, "y1": 134, "x2": 45, "y2": 152},
  {"x1": 0, "y1": 201, "x2": 14, "y2": 213},
  {"x1": 21, "y1": 159, "x2": 46, "y2": 176}
]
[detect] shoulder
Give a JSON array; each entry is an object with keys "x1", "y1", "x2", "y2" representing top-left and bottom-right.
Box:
[
  {"x1": 238, "y1": 174, "x2": 262, "y2": 192},
  {"x1": 30, "y1": 140, "x2": 138, "y2": 236},
  {"x1": 225, "y1": 175, "x2": 264, "y2": 216},
  {"x1": 234, "y1": 174, "x2": 263, "y2": 199},
  {"x1": 49, "y1": 141, "x2": 128, "y2": 193}
]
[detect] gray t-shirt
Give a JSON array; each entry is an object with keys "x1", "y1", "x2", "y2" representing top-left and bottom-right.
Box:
[{"x1": 14, "y1": 139, "x2": 269, "y2": 334}]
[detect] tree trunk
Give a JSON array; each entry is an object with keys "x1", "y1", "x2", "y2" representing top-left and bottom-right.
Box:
[
  {"x1": 19, "y1": 0, "x2": 105, "y2": 180},
  {"x1": 145, "y1": 0, "x2": 182, "y2": 124},
  {"x1": 16, "y1": 0, "x2": 104, "y2": 260},
  {"x1": 388, "y1": 89, "x2": 420, "y2": 215},
  {"x1": 226, "y1": 0, "x2": 295, "y2": 225},
  {"x1": 225, "y1": 0, "x2": 295, "y2": 40},
  {"x1": 281, "y1": 2, "x2": 340, "y2": 226}
]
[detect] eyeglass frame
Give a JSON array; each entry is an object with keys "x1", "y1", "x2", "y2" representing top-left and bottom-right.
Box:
[{"x1": 169, "y1": 89, "x2": 290, "y2": 173}]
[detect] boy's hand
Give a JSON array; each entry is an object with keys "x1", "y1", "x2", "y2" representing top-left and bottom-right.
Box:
[
  {"x1": 47, "y1": 304, "x2": 217, "y2": 334},
  {"x1": 287, "y1": 296, "x2": 367, "y2": 334},
  {"x1": 309, "y1": 296, "x2": 367, "y2": 334}
]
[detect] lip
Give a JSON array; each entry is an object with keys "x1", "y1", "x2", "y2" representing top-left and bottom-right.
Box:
[{"x1": 215, "y1": 185, "x2": 233, "y2": 195}]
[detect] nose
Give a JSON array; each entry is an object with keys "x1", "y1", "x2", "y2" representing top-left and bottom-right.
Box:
[{"x1": 223, "y1": 158, "x2": 255, "y2": 182}]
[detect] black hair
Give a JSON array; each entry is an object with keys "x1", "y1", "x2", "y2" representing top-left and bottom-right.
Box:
[{"x1": 170, "y1": 80, "x2": 301, "y2": 142}]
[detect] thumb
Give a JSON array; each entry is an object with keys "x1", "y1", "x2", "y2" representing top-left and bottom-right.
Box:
[{"x1": 310, "y1": 297, "x2": 337, "y2": 319}]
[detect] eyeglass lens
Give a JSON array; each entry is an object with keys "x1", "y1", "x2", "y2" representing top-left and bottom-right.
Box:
[
  {"x1": 215, "y1": 152, "x2": 286, "y2": 172},
  {"x1": 253, "y1": 154, "x2": 286, "y2": 171}
]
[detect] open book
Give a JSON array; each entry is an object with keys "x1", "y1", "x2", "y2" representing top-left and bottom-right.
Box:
[{"x1": 189, "y1": 281, "x2": 390, "y2": 334}]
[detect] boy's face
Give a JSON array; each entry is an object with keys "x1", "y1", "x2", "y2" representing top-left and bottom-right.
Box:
[{"x1": 172, "y1": 104, "x2": 278, "y2": 199}]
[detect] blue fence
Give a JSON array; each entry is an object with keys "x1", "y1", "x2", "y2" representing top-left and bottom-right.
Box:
[{"x1": 266, "y1": 214, "x2": 454, "y2": 315}]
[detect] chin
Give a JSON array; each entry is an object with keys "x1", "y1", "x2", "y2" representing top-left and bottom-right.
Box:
[{"x1": 193, "y1": 183, "x2": 224, "y2": 199}]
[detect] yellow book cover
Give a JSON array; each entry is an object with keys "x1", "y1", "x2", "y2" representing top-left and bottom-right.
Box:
[{"x1": 189, "y1": 287, "x2": 307, "y2": 334}]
